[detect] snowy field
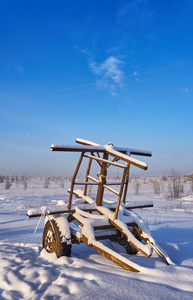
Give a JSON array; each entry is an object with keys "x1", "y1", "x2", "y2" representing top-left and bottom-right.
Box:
[{"x1": 0, "y1": 175, "x2": 193, "y2": 300}]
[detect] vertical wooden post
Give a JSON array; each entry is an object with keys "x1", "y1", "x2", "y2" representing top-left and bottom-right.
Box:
[
  {"x1": 96, "y1": 152, "x2": 108, "y2": 206},
  {"x1": 83, "y1": 157, "x2": 92, "y2": 196},
  {"x1": 114, "y1": 165, "x2": 127, "y2": 220},
  {"x1": 122, "y1": 164, "x2": 130, "y2": 204},
  {"x1": 68, "y1": 152, "x2": 84, "y2": 210}
]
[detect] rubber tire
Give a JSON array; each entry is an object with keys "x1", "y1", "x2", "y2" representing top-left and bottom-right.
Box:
[
  {"x1": 42, "y1": 219, "x2": 71, "y2": 257},
  {"x1": 125, "y1": 227, "x2": 141, "y2": 255}
]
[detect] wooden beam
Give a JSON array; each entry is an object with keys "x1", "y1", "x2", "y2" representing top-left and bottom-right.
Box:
[
  {"x1": 103, "y1": 184, "x2": 119, "y2": 196},
  {"x1": 75, "y1": 138, "x2": 151, "y2": 169},
  {"x1": 97, "y1": 207, "x2": 150, "y2": 258},
  {"x1": 74, "y1": 182, "x2": 99, "y2": 185},
  {"x1": 96, "y1": 152, "x2": 108, "y2": 206},
  {"x1": 68, "y1": 153, "x2": 84, "y2": 210},
  {"x1": 83, "y1": 157, "x2": 92, "y2": 195},
  {"x1": 122, "y1": 164, "x2": 130, "y2": 204},
  {"x1": 105, "y1": 145, "x2": 148, "y2": 170},
  {"x1": 27, "y1": 203, "x2": 153, "y2": 218},
  {"x1": 87, "y1": 175, "x2": 99, "y2": 183},
  {"x1": 114, "y1": 165, "x2": 127, "y2": 219},
  {"x1": 84, "y1": 154, "x2": 126, "y2": 169},
  {"x1": 81, "y1": 235, "x2": 140, "y2": 272},
  {"x1": 51, "y1": 144, "x2": 105, "y2": 153}
]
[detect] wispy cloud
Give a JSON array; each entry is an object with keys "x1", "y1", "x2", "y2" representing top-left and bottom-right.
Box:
[
  {"x1": 74, "y1": 45, "x2": 91, "y2": 56},
  {"x1": 117, "y1": 0, "x2": 154, "y2": 26},
  {"x1": 89, "y1": 56, "x2": 124, "y2": 93},
  {"x1": 181, "y1": 87, "x2": 190, "y2": 93}
]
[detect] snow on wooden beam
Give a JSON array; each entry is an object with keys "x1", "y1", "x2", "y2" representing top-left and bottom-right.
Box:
[
  {"x1": 76, "y1": 138, "x2": 149, "y2": 170},
  {"x1": 27, "y1": 203, "x2": 153, "y2": 218},
  {"x1": 76, "y1": 138, "x2": 152, "y2": 157},
  {"x1": 114, "y1": 146, "x2": 152, "y2": 157},
  {"x1": 51, "y1": 144, "x2": 105, "y2": 152},
  {"x1": 105, "y1": 145, "x2": 148, "y2": 170},
  {"x1": 51, "y1": 139, "x2": 150, "y2": 170}
]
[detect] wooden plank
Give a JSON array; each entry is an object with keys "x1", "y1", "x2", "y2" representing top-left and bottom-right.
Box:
[
  {"x1": 92, "y1": 244, "x2": 139, "y2": 272},
  {"x1": 86, "y1": 175, "x2": 98, "y2": 183},
  {"x1": 103, "y1": 184, "x2": 119, "y2": 196},
  {"x1": 74, "y1": 182, "x2": 99, "y2": 185},
  {"x1": 105, "y1": 182, "x2": 125, "y2": 186},
  {"x1": 93, "y1": 222, "x2": 136, "y2": 231},
  {"x1": 81, "y1": 235, "x2": 140, "y2": 272},
  {"x1": 75, "y1": 138, "x2": 149, "y2": 169},
  {"x1": 72, "y1": 234, "x2": 119, "y2": 243},
  {"x1": 105, "y1": 145, "x2": 148, "y2": 170},
  {"x1": 76, "y1": 138, "x2": 151, "y2": 157},
  {"x1": 85, "y1": 154, "x2": 126, "y2": 169},
  {"x1": 76, "y1": 138, "x2": 101, "y2": 147},
  {"x1": 75, "y1": 181, "x2": 126, "y2": 186},
  {"x1": 81, "y1": 177, "x2": 125, "y2": 186},
  {"x1": 97, "y1": 207, "x2": 150, "y2": 258}
]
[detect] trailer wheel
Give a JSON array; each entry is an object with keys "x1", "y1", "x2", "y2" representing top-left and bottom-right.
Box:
[
  {"x1": 43, "y1": 218, "x2": 71, "y2": 257},
  {"x1": 116, "y1": 226, "x2": 142, "y2": 255},
  {"x1": 125, "y1": 226, "x2": 141, "y2": 255}
]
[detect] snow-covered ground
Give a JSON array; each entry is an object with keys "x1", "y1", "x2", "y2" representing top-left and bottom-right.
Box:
[{"x1": 0, "y1": 176, "x2": 193, "y2": 299}]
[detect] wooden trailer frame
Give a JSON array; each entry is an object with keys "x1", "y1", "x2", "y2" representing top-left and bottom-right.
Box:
[{"x1": 27, "y1": 138, "x2": 172, "y2": 272}]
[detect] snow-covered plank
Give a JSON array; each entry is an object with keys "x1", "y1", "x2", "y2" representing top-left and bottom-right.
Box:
[
  {"x1": 51, "y1": 144, "x2": 105, "y2": 152},
  {"x1": 76, "y1": 138, "x2": 152, "y2": 157},
  {"x1": 76, "y1": 138, "x2": 100, "y2": 147},
  {"x1": 69, "y1": 189, "x2": 95, "y2": 204},
  {"x1": 27, "y1": 201, "x2": 153, "y2": 218},
  {"x1": 81, "y1": 235, "x2": 141, "y2": 272},
  {"x1": 97, "y1": 206, "x2": 152, "y2": 257},
  {"x1": 105, "y1": 144, "x2": 148, "y2": 170},
  {"x1": 114, "y1": 146, "x2": 152, "y2": 157}
]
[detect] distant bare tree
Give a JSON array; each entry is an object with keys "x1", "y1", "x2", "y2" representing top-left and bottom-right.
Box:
[
  {"x1": 5, "y1": 177, "x2": 11, "y2": 190},
  {"x1": 44, "y1": 178, "x2": 50, "y2": 189},
  {"x1": 22, "y1": 177, "x2": 28, "y2": 190},
  {"x1": 134, "y1": 179, "x2": 141, "y2": 195},
  {"x1": 168, "y1": 169, "x2": 184, "y2": 198},
  {"x1": 0, "y1": 175, "x2": 5, "y2": 183},
  {"x1": 60, "y1": 181, "x2": 64, "y2": 188},
  {"x1": 151, "y1": 178, "x2": 161, "y2": 195},
  {"x1": 87, "y1": 185, "x2": 93, "y2": 196},
  {"x1": 16, "y1": 176, "x2": 19, "y2": 188},
  {"x1": 162, "y1": 175, "x2": 167, "y2": 182}
]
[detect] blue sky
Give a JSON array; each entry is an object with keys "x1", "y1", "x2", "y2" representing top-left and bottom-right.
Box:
[{"x1": 0, "y1": 0, "x2": 193, "y2": 177}]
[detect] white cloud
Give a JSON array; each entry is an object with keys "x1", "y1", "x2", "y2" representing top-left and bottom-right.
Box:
[
  {"x1": 89, "y1": 56, "x2": 124, "y2": 94},
  {"x1": 182, "y1": 87, "x2": 189, "y2": 93},
  {"x1": 74, "y1": 45, "x2": 91, "y2": 56}
]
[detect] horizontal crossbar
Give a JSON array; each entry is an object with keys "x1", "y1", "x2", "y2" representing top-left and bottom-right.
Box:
[
  {"x1": 27, "y1": 203, "x2": 153, "y2": 218},
  {"x1": 74, "y1": 181, "x2": 125, "y2": 186},
  {"x1": 84, "y1": 154, "x2": 126, "y2": 169}
]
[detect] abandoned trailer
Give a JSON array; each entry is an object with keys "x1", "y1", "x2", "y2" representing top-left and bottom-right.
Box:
[{"x1": 27, "y1": 138, "x2": 173, "y2": 272}]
